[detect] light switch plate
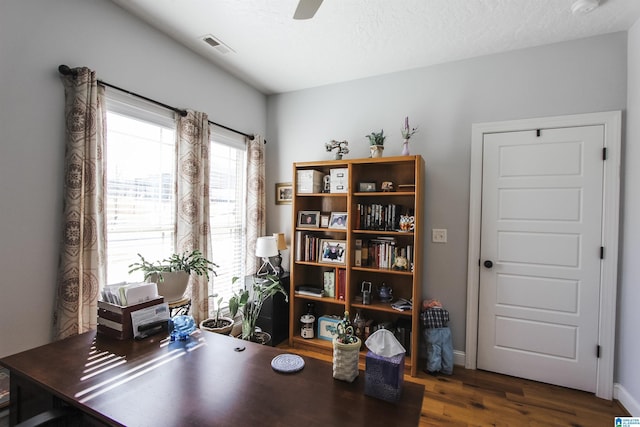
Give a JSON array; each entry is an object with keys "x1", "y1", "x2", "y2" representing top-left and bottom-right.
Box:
[{"x1": 432, "y1": 228, "x2": 447, "y2": 243}]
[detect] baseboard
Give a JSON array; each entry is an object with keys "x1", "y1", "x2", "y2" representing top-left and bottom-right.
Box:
[
  {"x1": 615, "y1": 383, "x2": 640, "y2": 416},
  {"x1": 453, "y1": 350, "x2": 465, "y2": 367}
]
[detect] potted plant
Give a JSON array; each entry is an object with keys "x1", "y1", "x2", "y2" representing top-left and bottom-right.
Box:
[
  {"x1": 366, "y1": 129, "x2": 386, "y2": 158},
  {"x1": 228, "y1": 275, "x2": 288, "y2": 344},
  {"x1": 128, "y1": 250, "x2": 218, "y2": 303},
  {"x1": 200, "y1": 295, "x2": 234, "y2": 335},
  {"x1": 400, "y1": 116, "x2": 418, "y2": 156},
  {"x1": 331, "y1": 311, "x2": 361, "y2": 382}
]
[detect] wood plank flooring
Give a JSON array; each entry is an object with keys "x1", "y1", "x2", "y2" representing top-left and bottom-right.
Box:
[{"x1": 279, "y1": 345, "x2": 629, "y2": 426}]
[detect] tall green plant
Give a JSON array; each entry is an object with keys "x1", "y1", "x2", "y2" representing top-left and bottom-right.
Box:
[{"x1": 229, "y1": 275, "x2": 288, "y2": 341}]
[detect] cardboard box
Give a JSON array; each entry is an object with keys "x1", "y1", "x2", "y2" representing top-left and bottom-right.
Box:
[
  {"x1": 364, "y1": 351, "x2": 405, "y2": 402},
  {"x1": 330, "y1": 168, "x2": 348, "y2": 193},
  {"x1": 297, "y1": 169, "x2": 324, "y2": 193}
]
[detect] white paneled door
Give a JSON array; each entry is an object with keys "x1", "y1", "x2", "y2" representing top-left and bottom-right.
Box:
[{"x1": 477, "y1": 125, "x2": 604, "y2": 392}]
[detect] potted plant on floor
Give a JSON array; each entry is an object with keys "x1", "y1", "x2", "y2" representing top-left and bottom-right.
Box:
[
  {"x1": 200, "y1": 295, "x2": 234, "y2": 335},
  {"x1": 128, "y1": 250, "x2": 218, "y2": 304},
  {"x1": 366, "y1": 129, "x2": 386, "y2": 158},
  {"x1": 229, "y1": 275, "x2": 288, "y2": 345},
  {"x1": 331, "y1": 311, "x2": 361, "y2": 382}
]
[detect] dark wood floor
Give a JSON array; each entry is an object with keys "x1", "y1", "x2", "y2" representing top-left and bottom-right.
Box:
[{"x1": 281, "y1": 345, "x2": 629, "y2": 426}]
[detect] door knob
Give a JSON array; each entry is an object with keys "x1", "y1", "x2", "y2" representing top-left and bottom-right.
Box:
[{"x1": 483, "y1": 260, "x2": 493, "y2": 268}]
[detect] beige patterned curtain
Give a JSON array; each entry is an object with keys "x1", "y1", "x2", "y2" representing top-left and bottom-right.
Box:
[
  {"x1": 175, "y1": 111, "x2": 212, "y2": 323},
  {"x1": 53, "y1": 67, "x2": 106, "y2": 340},
  {"x1": 245, "y1": 135, "x2": 266, "y2": 275}
]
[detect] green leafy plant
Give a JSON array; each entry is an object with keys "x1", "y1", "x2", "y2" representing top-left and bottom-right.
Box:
[
  {"x1": 366, "y1": 129, "x2": 386, "y2": 146},
  {"x1": 128, "y1": 250, "x2": 218, "y2": 281},
  {"x1": 229, "y1": 275, "x2": 288, "y2": 342}
]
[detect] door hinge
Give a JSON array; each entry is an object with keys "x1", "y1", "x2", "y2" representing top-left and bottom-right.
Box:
[
  {"x1": 600, "y1": 246, "x2": 604, "y2": 259},
  {"x1": 597, "y1": 345, "x2": 601, "y2": 358},
  {"x1": 603, "y1": 147, "x2": 607, "y2": 160}
]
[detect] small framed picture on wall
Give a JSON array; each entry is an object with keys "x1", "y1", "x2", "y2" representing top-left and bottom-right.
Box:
[{"x1": 275, "y1": 182, "x2": 293, "y2": 205}]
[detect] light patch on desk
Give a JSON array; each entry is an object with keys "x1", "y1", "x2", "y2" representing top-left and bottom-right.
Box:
[{"x1": 76, "y1": 349, "x2": 186, "y2": 402}]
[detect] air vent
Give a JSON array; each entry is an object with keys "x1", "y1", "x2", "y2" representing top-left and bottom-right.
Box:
[{"x1": 201, "y1": 34, "x2": 235, "y2": 55}]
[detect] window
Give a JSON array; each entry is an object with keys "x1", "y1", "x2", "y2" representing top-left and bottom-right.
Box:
[
  {"x1": 104, "y1": 91, "x2": 247, "y2": 315},
  {"x1": 209, "y1": 129, "x2": 247, "y2": 309}
]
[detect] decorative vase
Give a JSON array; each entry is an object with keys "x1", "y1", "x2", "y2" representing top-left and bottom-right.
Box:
[
  {"x1": 370, "y1": 145, "x2": 384, "y2": 158},
  {"x1": 402, "y1": 139, "x2": 410, "y2": 156},
  {"x1": 332, "y1": 337, "x2": 361, "y2": 382}
]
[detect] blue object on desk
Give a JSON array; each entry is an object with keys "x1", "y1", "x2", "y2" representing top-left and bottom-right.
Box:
[{"x1": 169, "y1": 315, "x2": 196, "y2": 341}]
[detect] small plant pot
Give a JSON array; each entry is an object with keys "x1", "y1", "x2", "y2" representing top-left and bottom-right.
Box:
[
  {"x1": 332, "y1": 337, "x2": 361, "y2": 382},
  {"x1": 200, "y1": 316, "x2": 234, "y2": 335},
  {"x1": 370, "y1": 145, "x2": 384, "y2": 158}
]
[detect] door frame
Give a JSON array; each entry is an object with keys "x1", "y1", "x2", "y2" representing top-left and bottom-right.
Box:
[{"x1": 465, "y1": 111, "x2": 621, "y2": 399}]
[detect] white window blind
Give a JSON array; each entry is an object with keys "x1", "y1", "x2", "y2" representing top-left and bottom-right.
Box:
[
  {"x1": 208, "y1": 127, "x2": 247, "y2": 313},
  {"x1": 105, "y1": 91, "x2": 176, "y2": 284}
]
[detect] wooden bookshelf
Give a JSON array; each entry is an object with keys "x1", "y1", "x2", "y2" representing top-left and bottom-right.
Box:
[{"x1": 289, "y1": 155, "x2": 424, "y2": 376}]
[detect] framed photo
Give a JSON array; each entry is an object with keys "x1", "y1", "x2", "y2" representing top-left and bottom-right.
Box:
[
  {"x1": 319, "y1": 239, "x2": 347, "y2": 265},
  {"x1": 359, "y1": 182, "x2": 376, "y2": 192},
  {"x1": 320, "y1": 214, "x2": 330, "y2": 228},
  {"x1": 275, "y1": 182, "x2": 293, "y2": 205},
  {"x1": 298, "y1": 210, "x2": 320, "y2": 227},
  {"x1": 329, "y1": 212, "x2": 347, "y2": 229}
]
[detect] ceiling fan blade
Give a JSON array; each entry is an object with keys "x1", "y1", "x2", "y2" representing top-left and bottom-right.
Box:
[{"x1": 293, "y1": 0, "x2": 323, "y2": 20}]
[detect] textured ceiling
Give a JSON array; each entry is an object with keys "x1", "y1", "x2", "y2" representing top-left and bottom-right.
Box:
[{"x1": 110, "y1": 0, "x2": 640, "y2": 94}]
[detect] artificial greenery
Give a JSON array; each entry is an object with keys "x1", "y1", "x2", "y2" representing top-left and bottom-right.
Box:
[
  {"x1": 366, "y1": 129, "x2": 386, "y2": 146},
  {"x1": 332, "y1": 311, "x2": 359, "y2": 344},
  {"x1": 128, "y1": 250, "x2": 218, "y2": 282},
  {"x1": 229, "y1": 275, "x2": 288, "y2": 341}
]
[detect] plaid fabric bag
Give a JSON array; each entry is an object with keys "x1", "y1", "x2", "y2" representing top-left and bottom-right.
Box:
[{"x1": 421, "y1": 307, "x2": 449, "y2": 329}]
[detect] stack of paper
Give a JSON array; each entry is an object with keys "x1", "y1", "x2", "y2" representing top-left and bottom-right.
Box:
[{"x1": 101, "y1": 282, "x2": 159, "y2": 306}]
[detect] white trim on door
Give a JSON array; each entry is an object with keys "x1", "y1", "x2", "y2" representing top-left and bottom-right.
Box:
[{"x1": 465, "y1": 111, "x2": 621, "y2": 400}]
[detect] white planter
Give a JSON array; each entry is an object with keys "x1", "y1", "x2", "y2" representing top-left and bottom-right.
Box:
[
  {"x1": 200, "y1": 316, "x2": 234, "y2": 335},
  {"x1": 370, "y1": 145, "x2": 384, "y2": 158},
  {"x1": 332, "y1": 337, "x2": 361, "y2": 382},
  {"x1": 149, "y1": 271, "x2": 189, "y2": 303}
]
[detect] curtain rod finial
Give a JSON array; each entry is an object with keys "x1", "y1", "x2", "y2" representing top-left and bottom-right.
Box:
[{"x1": 58, "y1": 64, "x2": 72, "y2": 75}]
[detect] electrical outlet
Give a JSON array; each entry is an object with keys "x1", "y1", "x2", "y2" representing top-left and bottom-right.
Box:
[{"x1": 432, "y1": 228, "x2": 447, "y2": 243}]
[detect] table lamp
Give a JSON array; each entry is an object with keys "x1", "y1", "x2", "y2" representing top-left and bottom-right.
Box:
[
  {"x1": 272, "y1": 232, "x2": 288, "y2": 276},
  {"x1": 255, "y1": 236, "x2": 278, "y2": 276}
]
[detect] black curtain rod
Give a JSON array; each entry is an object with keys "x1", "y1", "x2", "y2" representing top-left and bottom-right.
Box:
[{"x1": 58, "y1": 65, "x2": 259, "y2": 142}]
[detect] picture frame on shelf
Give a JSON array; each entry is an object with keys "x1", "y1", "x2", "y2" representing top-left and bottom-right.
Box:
[
  {"x1": 359, "y1": 182, "x2": 376, "y2": 192},
  {"x1": 275, "y1": 182, "x2": 293, "y2": 205},
  {"x1": 329, "y1": 212, "x2": 347, "y2": 229},
  {"x1": 319, "y1": 239, "x2": 347, "y2": 265},
  {"x1": 320, "y1": 214, "x2": 330, "y2": 228},
  {"x1": 317, "y1": 315, "x2": 341, "y2": 341},
  {"x1": 298, "y1": 210, "x2": 320, "y2": 228}
]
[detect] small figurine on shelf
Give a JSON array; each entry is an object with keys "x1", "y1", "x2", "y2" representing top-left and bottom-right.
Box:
[{"x1": 325, "y1": 139, "x2": 350, "y2": 160}]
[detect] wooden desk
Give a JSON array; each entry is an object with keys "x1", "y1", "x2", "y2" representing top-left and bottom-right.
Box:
[{"x1": 1, "y1": 330, "x2": 424, "y2": 426}]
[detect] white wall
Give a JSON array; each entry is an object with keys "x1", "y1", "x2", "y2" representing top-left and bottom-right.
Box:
[
  {"x1": 266, "y1": 33, "x2": 628, "y2": 353},
  {"x1": 617, "y1": 20, "x2": 640, "y2": 415},
  {"x1": 0, "y1": 0, "x2": 266, "y2": 358}
]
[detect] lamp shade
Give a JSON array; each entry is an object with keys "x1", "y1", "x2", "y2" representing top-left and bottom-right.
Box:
[
  {"x1": 255, "y1": 236, "x2": 278, "y2": 258},
  {"x1": 273, "y1": 233, "x2": 288, "y2": 251}
]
